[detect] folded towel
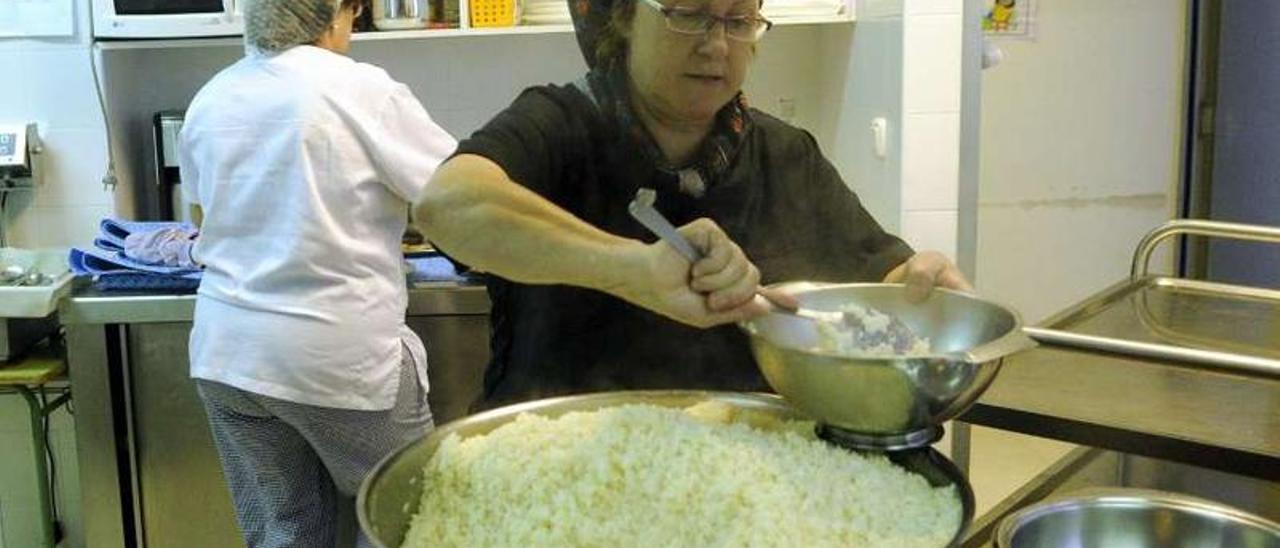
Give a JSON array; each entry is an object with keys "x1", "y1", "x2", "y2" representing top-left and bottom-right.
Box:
[
  {"x1": 124, "y1": 227, "x2": 198, "y2": 269},
  {"x1": 95, "y1": 219, "x2": 195, "y2": 253},
  {"x1": 406, "y1": 256, "x2": 469, "y2": 283},
  {"x1": 70, "y1": 246, "x2": 200, "y2": 277},
  {"x1": 92, "y1": 271, "x2": 201, "y2": 291},
  {"x1": 71, "y1": 218, "x2": 204, "y2": 290}
]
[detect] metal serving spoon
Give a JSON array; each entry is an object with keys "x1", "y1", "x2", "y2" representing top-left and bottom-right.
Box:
[
  {"x1": 0, "y1": 264, "x2": 28, "y2": 286},
  {"x1": 626, "y1": 188, "x2": 846, "y2": 324}
]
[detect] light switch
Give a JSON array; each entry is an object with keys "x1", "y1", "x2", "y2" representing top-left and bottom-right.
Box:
[{"x1": 871, "y1": 117, "x2": 888, "y2": 159}]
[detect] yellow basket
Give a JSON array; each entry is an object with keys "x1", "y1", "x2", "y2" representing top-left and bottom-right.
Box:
[{"x1": 470, "y1": 0, "x2": 519, "y2": 27}]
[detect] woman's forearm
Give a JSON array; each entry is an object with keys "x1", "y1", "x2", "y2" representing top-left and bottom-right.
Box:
[{"x1": 414, "y1": 154, "x2": 642, "y2": 295}]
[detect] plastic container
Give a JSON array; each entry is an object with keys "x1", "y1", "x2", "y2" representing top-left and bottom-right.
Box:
[{"x1": 469, "y1": 0, "x2": 519, "y2": 27}]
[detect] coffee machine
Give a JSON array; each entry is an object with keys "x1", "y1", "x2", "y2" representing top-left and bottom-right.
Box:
[{"x1": 152, "y1": 110, "x2": 190, "y2": 222}]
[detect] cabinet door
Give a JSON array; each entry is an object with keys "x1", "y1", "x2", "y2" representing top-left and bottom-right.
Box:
[
  {"x1": 128, "y1": 322, "x2": 242, "y2": 548},
  {"x1": 406, "y1": 315, "x2": 491, "y2": 424}
]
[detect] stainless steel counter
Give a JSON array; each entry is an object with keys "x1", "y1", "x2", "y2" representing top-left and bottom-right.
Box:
[
  {"x1": 61, "y1": 282, "x2": 491, "y2": 548},
  {"x1": 963, "y1": 346, "x2": 1278, "y2": 480},
  {"x1": 959, "y1": 276, "x2": 1278, "y2": 482},
  {"x1": 963, "y1": 220, "x2": 1280, "y2": 482},
  {"x1": 61, "y1": 281, "x2": 490, "y2": 325}
]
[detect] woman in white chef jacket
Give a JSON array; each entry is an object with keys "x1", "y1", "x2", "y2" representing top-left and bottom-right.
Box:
[{"x1": 178, "y1": 0, "x2": 456, "y2": 545}]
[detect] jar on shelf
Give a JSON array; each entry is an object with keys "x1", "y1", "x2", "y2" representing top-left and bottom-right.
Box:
[{"x1": 373, "y1": 0, "x2": 430, "y2": 30}]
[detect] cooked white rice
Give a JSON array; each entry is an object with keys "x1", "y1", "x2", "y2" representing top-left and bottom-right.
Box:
[
  {"x1": 814, "y1": 303, "x2": 932, "y2": 356},
  {"x1": 402, "y1": 402, "x2": 959, "y2": 547}
]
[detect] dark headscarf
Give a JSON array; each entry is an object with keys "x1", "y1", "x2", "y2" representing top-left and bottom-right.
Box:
[{"x1": 568, "y1": 0, "x2": 753, "y2": 197}]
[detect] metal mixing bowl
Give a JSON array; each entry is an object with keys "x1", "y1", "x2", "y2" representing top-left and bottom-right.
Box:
[
  {"x1": 996, "y1": 489, "x2": 1280, "y2": 547},
  {"x1": 741, "y1": 283, "x2": 1035, "y2": 449},
  {"x1": 357, "y1": 390, "x2": 975, "y2": 548}
]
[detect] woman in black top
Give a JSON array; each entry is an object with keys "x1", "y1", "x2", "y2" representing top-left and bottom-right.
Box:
[{"x1": 416, "y1": 0, "x2": 971, "y2": 408}]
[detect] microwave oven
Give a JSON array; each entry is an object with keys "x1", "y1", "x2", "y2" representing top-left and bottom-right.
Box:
[{"x1": 92, "y1": 0, "x2": 244, "y2": 39}]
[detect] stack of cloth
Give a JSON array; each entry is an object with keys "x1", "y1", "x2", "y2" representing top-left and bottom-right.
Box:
[
  {"x1": 520, "y1": 0, "x2": 570, "y2": 26},
  {"x1": 761, "y1": 0, "x2": 845, "y2": 19},
  {"x1": 70, "y1": 219, "x2": 202, "y2": 290},
  {"x1": 404, "y1": 254, "x2": 472, "y2": 285}
]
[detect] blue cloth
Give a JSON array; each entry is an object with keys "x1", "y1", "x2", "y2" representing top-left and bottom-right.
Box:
[
  {"x1": 70, "y1": 245, "x2": 200, "y2": 276},
  {"x1": 90, "y1": 271, "x2": 202, "y2": 291},
  {"x1": 70, "y1": 219, "x2": 203, "y2": 290},
  {"x1": 406, "y1": 256, "x2": 468, "y2": 283}
]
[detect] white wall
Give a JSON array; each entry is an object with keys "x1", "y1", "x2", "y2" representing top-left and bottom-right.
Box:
[
  {"x1": 975, "y1": 0, "x2": 1187, "y2": 322},
  {"x1": 0, "y1": 0, "x2": 113, "y2": 250},
  {"x1": 92, "y1": 25, "x2": 850, "y2": 222},
  {"x1": 900, "y1": 0, "x2": 965, "y2": 258},
  {"x1": 0, "y1": 3, "x2": 98, "y2": 547},
  {"x1": 816, "y1": 0, "x2": 970, "y2": 245}
]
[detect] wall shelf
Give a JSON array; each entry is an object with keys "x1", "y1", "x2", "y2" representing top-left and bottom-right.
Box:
[{"x1": 94, "y1": 13, "x2": 854, "y2": 51}]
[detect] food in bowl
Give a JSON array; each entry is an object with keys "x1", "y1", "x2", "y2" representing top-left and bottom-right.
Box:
[
  {"x1": 814, "y1": 303, "x2": 932, "y2": 356},
  {"x1": 401, "y1": 401, "x2": 960, "y2": 547}
]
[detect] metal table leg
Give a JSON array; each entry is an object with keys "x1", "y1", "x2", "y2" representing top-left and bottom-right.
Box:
[
  {"x1": 16, "y1": 385, "x2": 71, "y2": 548},
  {"x1": 952, "y1": 420, "x2": 972, "y2": 475}
]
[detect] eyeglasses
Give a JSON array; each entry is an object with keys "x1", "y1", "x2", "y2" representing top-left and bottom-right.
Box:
[{"x1": 638, "y1": 0, "x2": 773, "y2": 43}]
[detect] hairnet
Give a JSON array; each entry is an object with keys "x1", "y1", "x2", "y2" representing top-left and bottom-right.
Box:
[{"x1": 244, "y1": 0, "x2": 341, "y2": 53}]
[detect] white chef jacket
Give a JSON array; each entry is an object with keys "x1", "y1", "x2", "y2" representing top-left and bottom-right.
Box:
[{"x1": 179, "y1": 45, "x2": 457, "y2": 410}]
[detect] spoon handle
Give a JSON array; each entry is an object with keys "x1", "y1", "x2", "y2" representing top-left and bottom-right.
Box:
[
  {"x1": 628, "y1": 188, "x2": 841, "y2": 321},
  {"x1": 627, "y1": 188, "x2": 703, "y2": 263}
]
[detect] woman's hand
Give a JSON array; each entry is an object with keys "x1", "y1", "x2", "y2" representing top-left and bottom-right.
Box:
[
  {"x1": 883, "y1": 251, "x2": 974, "y2": 302},
  {"x1": 618, "y1": 218, "x2": 770, "y2": 328}
]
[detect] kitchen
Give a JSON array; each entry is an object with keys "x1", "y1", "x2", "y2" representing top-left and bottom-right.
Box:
[{"x1": 1, "y1": 0, "x2": 1277, "y2": 547}]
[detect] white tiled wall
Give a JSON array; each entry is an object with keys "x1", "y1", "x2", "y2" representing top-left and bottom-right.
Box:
[
  {"x1": 902, "y1": 111, "x2": 960, "y2": 210},
  {"x1": 0, "y1": 0, "x2": 113, "y2": 250},
  {"x1": 816, "y1": 14, "x2": 902, "y2": 228},
  {"x1": 0, "y1": 3, "x2": 101, "y2": 544},
  {"x1": 93, "y1": 24, "x2": 849, "y2": 221},
  {"x1": 897, "y1": 0, "x2": 963, "y2": 259}
]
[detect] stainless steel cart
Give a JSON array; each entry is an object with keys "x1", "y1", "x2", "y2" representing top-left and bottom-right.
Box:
[{"x1": 959, "y1": 220, "x2": 1280, "y2": 546}]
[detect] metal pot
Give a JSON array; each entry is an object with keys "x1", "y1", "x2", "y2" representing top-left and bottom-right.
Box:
[
  {"x1": 357, "y1": 390, "x2": 975, "y2": 547},
  {"x1": 996, "y1": 489, "x2": 1280, "y2": 547},
  {"x1": 740, "y1": 283, "x2": 1036, "y2": 450},
  {"x1": 371, "y1": 0, "x2": 427, "y2": 30}
]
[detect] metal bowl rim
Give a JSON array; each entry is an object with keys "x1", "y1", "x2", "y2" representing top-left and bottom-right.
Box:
[
  {"x1": 738, "y1": 282, "x2": 1028, "y2": 361},
  {"x1": 357, "y1": 389, "x2": 975, "y2": 548},
  {"x1": 994, "y1": 488, "x2": 1280, "y2": 547}
]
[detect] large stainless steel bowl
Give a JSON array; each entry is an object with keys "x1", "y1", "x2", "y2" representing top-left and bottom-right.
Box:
[
  {"x1": 741, "y1": 283, "x2": 1035, "y2": 449},
  {"x1": 357, "y1": 390, "x2": 975, "y2": 548},
  {"x1": 996, "y1": 489, "x2": 1280, "y2": 547}
]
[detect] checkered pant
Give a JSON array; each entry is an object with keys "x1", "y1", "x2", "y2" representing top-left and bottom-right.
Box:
[{"x1": 197, "y1": 349, "x2": 432, "y2": 548}]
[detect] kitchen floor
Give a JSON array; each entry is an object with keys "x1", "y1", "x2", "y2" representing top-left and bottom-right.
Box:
[{"x1": 940, "y1": 423, "x2": 1077, "y2": 516}]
